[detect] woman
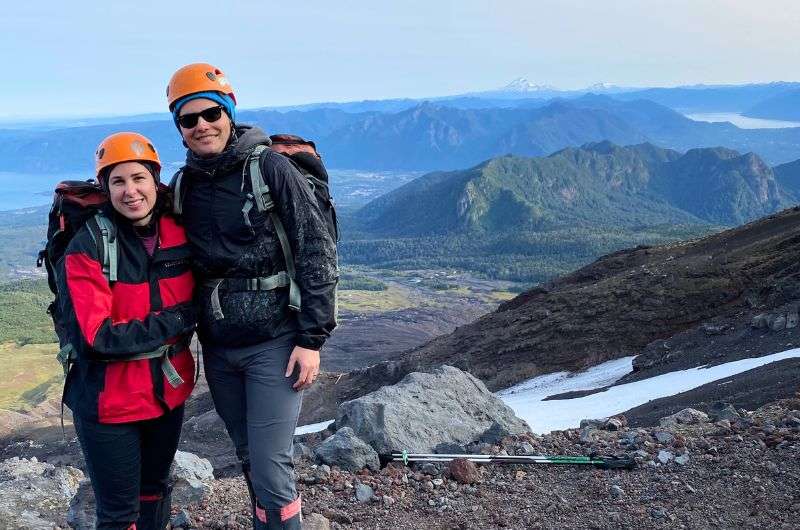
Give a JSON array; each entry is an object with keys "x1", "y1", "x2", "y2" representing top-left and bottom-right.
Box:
[
  {"x1": 59, "y1": 132, "x2": 197, "y2": 529},
  {"x1": 166, "y1": 63, "x2": 338, "y2": 529}
]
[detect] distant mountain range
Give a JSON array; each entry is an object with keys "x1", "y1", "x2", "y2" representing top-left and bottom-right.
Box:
[
  {"x1": 354, "y1": 142, "x2": 791, "y2": 237},
  {"x1": 744, "y1": 89, "x2": 800, "y2": 122},
  {"x1": 4, "y1": 93, "x2": 800, "y2": 176}
]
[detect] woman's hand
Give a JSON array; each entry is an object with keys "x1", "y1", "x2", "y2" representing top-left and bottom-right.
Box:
[{"x1": 285, "y1": 345, "x2": 320, "y2": 391}]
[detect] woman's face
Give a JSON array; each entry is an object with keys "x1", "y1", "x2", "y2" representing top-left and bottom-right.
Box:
[
  {"x1": 107, "y1": 161, "x2": 158, "y2": 226},
  {"x1": 177, "y1": 98, "x2": 232, "y2": 158}
]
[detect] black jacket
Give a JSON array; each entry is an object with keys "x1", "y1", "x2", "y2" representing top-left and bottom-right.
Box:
[{"x1": 178, "y1": 125, "x2": 338, "y2": 349}]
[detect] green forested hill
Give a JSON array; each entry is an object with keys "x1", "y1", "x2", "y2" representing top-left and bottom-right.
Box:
[
  {"x1": 355, "y1": 142, "x2": 790, "y2": 237},
  {"x1": 341, "y1": 142, "x2": 794, "y2": 282},
  {"x1": 0, "y1": 279, "x2": 55, "y2": 344}
]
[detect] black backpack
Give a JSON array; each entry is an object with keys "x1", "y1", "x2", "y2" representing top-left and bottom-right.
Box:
[
  {"x1": 268, "y1": 134, "x2": 339, "y2": 243},
  {"x1": 171, "y1": 134, "x2": 338, "y2": 316},
  {"x1": 37, "y1": 181, "x2": 118, "y2": 346}
]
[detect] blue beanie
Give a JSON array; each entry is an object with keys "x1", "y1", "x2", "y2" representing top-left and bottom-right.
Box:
[{"x1": 172, "y1": 91, "x2": 236, "y2": 127}]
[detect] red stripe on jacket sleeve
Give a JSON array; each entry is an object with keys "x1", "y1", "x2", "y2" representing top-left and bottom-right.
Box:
[{"x1": 65, "y1": 252, "x2": 113, "y2": 346}]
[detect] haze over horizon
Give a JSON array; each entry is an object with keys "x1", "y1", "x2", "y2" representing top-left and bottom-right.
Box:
[{"x1": 3, "y1": 0, "x2": 799, "y2": 120}]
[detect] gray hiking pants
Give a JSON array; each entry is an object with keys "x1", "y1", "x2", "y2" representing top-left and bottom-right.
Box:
[{"x1": 203, "y1": 333, "x2": 302, "y2": 510}]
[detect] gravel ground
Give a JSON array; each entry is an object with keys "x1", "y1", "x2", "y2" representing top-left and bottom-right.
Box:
[{"x1": 180, "y1": 397, "x2": 800, "y2": 530}]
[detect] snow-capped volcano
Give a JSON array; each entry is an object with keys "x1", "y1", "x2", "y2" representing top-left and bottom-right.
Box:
[
  {"x1": 583, "y1": 82, "x2": 620, "y2": 91},
  {"x1": 501, "y1": 77, "x2": 559, "y2": 92}
]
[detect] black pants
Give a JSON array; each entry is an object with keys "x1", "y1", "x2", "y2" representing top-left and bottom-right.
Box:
[{"x1": 74, "y1": 406, "x2": 184, "y2": 530}]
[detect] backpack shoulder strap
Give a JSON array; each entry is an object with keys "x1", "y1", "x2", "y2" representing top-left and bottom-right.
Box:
[
  {"x1": 87, "y1": 212, "x2": 118, "y2": 283},
  {"x1": 170, "y1": 169, "x2": 186, "y2": 216},
  {"x1": 241, "y1": 144, "x2": 301, "y2": 311}
]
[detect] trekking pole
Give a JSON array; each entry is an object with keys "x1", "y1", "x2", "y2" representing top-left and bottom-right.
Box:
[{"x1": 381, "y1": 451, "x2": 636, "y2": 470}]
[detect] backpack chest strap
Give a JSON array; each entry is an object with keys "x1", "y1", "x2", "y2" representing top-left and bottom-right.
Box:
[
  {"x1": 204, "y1": 270, "x2": 299, "y2": 320},
  {"x1": 87, "y1": 212, "x2": 118, "y2": 282}
]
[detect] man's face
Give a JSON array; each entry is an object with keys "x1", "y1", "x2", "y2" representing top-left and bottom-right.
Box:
[{"x1": 178, "y1": 98, "x2": 232, "y2": 158}]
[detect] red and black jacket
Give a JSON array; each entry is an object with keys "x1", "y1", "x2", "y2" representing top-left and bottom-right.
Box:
[{"x1": 58, "y1": 204, "x2": 197, "y2": 424}]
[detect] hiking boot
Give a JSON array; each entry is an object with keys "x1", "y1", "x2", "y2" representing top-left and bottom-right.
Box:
[
  {"x1": 254, "y1": 497, "x2": 302, "y2": 529},
  {"x1": 136, "y1": 487, "x2": 171, "y2": 530}
]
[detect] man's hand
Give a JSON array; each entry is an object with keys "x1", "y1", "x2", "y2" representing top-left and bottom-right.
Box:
[{"x1": 285, "y1": 345, "x2": 320, "y2": 391}]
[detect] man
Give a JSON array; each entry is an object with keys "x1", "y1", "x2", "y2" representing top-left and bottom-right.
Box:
[{"x1": 166, "y1": 63, "x2": 338, "y2": 529}]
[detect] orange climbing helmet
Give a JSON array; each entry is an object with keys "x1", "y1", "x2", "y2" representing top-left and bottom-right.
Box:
[
  {"x1": 166, "y1": 63, "x2": 237, "y2": 110},
  {"x1": 95, "y1": 132, "x2": 161, "y2": 182}
]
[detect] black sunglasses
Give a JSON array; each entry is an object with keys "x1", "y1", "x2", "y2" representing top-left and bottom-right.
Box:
[{"x1": 177, "y1": 105, "x2": 225, "y2": 129}]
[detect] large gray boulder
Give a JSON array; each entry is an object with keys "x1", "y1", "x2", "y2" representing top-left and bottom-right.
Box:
[
  {"x1": 336, "y1": 365, "x2": 530, "y2": 454},
  {"x1": 314, "y1": 427, "x2": 380, "y2": 472},
  {"x1": 171, "y1": 450, "x2": 214, "y2": 506},
  {"x1": 0, "y1": 456, "x2": 84, "y2": 529},
  {"x1": 67, "y1": 480, "x2": 96, "y2": 530}
]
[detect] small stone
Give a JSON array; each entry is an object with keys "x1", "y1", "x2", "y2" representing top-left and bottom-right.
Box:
[
  {"x1": 432, "y1": 478, "x2": 444, "y2": 487},
  {"x1": 293, "y1": 442, "x2": 313, "y2": 463},
  {"x1": 419, "y1": 462, "x2": 441, "y2": 476},
  {"x1": 303, "y1": 513, "x2": 331, "y2": 530},
  {"x1": 382, "y1": 495, "x2": 395, "y2": 506},
  {"x1": 770, "y1": 315, "x2": 787, "y2": 331},
  {"x1": 701, "y1": 323, "x2": 727, "y2": 335},
  {"x1": 423, "y1": 480, "x2": 435, "y2": 491},
  {"x1": 783, "y1": 416, "x2": 800, "y2": 429},
  {"x1": 650, "y1": 507, "x2": 668, "y2": 519},
  {"x1": 579, "y1": 428, "x2": 594, "y2": 444},
  {"x1": 710, "y1": 403, "x2": 741, "y2": 422},
  {"x1": 751, "y1": 314, "x2": 768, "y2": 329},
  {"x1": 579, "y1": 418, "x2": 606, "y2": 430},
  {"x1": 787, "y1": 307, "x2": 799, "y2": 328},
  {"x1": 604, "y1": 417, "x2": 625, "y2": 431},
  {"x1": 657, "y1": 450, "x2": 674, "y2": 464},
  {"x1": 685, "y1": 484, "x2": 696, "y2": 493},
  {"x1": 675, "y1": 454, "x2": 690, "y2": 466},
  {"x1": 170, "y1": 509, "x2": 193, "y2": 528},
  {"x1": 610, "y1": 485, "x2": 624, "y2": 497},
  {"x1": 519, "y1": 442, "x2": 535, "y2": 454},
  {"x1": 320, "y1": 509, "x2": 352, "y2": 525},
  {"x1": 514, "y1": 470, "x2": 527, "y2": 481},
  {"x1": 654, "y1": 431, "x2": 674, "y2": 444},
  {"x1": 355, "y1": 482, "x2": 374, "y2": 503},
  {"x1": 448, "y1": 458, "x2": 480, "y2": 484},
  {"x1": 660, "y1": 408, "x2": 709, "y2": 427}
]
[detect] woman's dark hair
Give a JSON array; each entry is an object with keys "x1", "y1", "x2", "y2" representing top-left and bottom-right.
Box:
[{"x1": 99, "y1": 161, "x2": 161, "y2": 190}]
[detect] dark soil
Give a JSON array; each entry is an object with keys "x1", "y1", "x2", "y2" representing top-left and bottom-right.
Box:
[
  {"x1": 323, "y1": 305, "x2": 484, "y2": 372},
  {"x1": 184, "y1": 399, "x2": 800, "y2": 529},
  {"x1": 301, "y1": 206, "x2": 800, "y2": 423}
]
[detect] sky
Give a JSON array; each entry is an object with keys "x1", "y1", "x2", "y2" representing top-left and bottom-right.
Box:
[{"x1": 2, "y1": 0, "x2": 799, "y2": 119}]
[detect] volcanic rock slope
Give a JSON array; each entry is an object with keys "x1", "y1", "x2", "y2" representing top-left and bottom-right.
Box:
[{"x1": 303, "y1": 204, "x2": 800, "y2": 423}]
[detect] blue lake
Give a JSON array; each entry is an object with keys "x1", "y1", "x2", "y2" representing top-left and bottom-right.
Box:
[
  {"x1": 685, "y1": 112, "x2": 800, "y2": 129},
  {"x1": 0, "y1": 172, "x2": 88, "y2": 211}
]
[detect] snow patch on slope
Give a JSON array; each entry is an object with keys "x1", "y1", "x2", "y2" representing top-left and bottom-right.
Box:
[
  {"x1": 497, "y1": 356, "x2": 635, "y2": 400},
  {"x1": 499, "y1": 349, "x2": 800, "y2": 434}
]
